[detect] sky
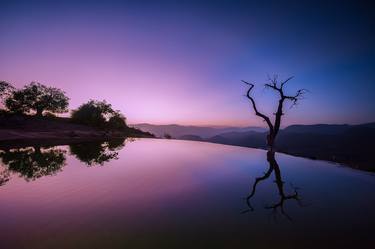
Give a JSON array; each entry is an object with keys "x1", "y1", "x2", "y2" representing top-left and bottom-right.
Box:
[{"x1": 0, "y1": 0, "x2": 374, "y2": 127}]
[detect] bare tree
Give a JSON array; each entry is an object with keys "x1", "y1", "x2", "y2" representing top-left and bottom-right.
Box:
[{"x1": 242, "y1": 75, "x2": 307, "y2": 149}]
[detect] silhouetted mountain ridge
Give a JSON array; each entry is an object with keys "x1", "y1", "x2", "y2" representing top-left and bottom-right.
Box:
[
  {"x1": 165, "y1": 122, "x2": 375, "y2": 172},
  {"x1": 283, "y1": 122, "x2": 375, "y2": 134},
  {"x1": 131, "y1": 123, "x2": 266, "y2": 138}
]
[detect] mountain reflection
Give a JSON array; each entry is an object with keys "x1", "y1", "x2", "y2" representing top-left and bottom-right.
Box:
[
  {"x1": 0, "y1": 146, "x2": 66, "y2": 181},
  {"x1": 69, "y1": 138, "x2": 126, "y2": 166},
  {"x1": 243, "y1": 150, "x2": 304, "y2": 220}
]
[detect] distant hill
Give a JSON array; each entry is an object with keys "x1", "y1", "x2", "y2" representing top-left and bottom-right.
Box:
[
  {"x1": 283, "y1": 124, "x2": 350, "y2": 134},
  {"x1": 275, "y1": 125, "x2": 375, "y2": 171},
  {"x1": 171, "y1": 122, "x2": 375, "y2": 172},
  {"x1": 283, "y1": 122, "x2": 375, "y2": 134},
  {"x1": 178, "y1": 135, "x2": 203, "y2": 141},
  {"x1": 131, "y1": 123, "x2": 266, "y2": 138},
  {"x1": 206, "y1": 131, "x2": 266, "y2": 148}
]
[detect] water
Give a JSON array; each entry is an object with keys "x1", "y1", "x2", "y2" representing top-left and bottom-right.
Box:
[{"x1": 0, "y1": 138, "x2": 374, "y2": 249}]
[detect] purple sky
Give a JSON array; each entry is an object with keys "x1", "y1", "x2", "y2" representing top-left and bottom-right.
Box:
[{"x1": 1, "y1": 1, "x2": 374, "y2": 126}]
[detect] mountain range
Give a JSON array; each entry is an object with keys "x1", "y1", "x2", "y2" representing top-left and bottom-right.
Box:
[
  {"x1": 132, "y1": 123, "x2": 266, "y2": 138},
  {"x1": 131, "y1": 122, "x2": 375, "y2": 172}
]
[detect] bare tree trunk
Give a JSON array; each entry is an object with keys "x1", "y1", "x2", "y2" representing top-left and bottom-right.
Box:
[{"x1": 36, "y1": 108, "x2": 43, "y2": 117}]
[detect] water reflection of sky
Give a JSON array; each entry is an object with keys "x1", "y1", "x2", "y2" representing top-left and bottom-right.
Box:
[{"x1": 0, "y1": 139, "x2": 374, "y2": 249}]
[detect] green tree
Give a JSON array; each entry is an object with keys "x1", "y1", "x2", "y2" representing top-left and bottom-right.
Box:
[
  {"x1": 0, "y1": 81, "x2": 14, "y2": 96},
  {"x1": 5, "y1": 82, "x2": 69, "y2": 116},
  {"x1": 71, "y1": 100, "x2": 127, "y2": 129},
  {"x1": 0, "y1": 81, "x2": 14, "y2": 109}
]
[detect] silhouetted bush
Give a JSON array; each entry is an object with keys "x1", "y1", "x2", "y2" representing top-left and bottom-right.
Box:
[
  {"x1": 71, "y1": 100, "x2": 127, "y2": 130},
  {"x1": 5, "y1": 82, "x2": 69, "y2": 116},
  {"x1": 107, "y1": 113, "x2": 127, "y2": 130}
]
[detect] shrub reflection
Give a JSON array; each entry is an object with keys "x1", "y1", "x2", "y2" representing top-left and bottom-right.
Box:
[{"x1": 69, "y1": 138, "x2": 126, "y2": 166}]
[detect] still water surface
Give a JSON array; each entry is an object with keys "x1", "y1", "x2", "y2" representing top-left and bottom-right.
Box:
[{"x1": 0, "y1": 138, "x2": 374, "y2": 249}]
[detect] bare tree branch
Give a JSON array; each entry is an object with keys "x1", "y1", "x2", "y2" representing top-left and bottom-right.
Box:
[
  {"x1": 280, "y1": 76, "x2": 294, "y2": 89},
  {"x1": 242, "y1": 163, "x2": 274, "y2": 212},
  {"x1": 284, "y1": 88, "x2": 309, "y2": 108},
  {"x1": 242, "y1": 80, "x2": 274, "y2": 133}
]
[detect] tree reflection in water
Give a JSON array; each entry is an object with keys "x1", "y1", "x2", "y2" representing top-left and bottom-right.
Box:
[
  {"x1": 0, "y1": 146, "x2": 66, "y2": 181},
  {"x1": 69, "y1": 138, "x2": 127, "y2": 166},
  {"x1": 243, "y1": 150, "x2": 304, "y2": 220},
  {"x1": 0, "y1": 138, "x2": 128, "y2": 186},
  {"x1": 0, "y1": 167, "x2": 10, "y2": 186}
]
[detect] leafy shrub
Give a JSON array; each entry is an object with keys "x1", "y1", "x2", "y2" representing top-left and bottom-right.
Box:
[
  {"x1": 107, "y1": 113, "x2": 127, "y2": 130},
  {"x1": 71, "y1": 100, "x2": 127, "y2": 130}
]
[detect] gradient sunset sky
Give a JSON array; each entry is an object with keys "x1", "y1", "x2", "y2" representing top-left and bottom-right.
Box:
[{"x1": 0, "y1": 0, "x2": 374, "y2": 126}]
